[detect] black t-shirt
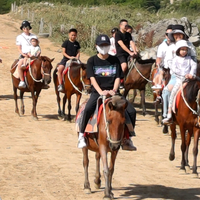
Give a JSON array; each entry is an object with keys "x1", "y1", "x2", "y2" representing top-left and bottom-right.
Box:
[
  {"x1": 115, "y1": 31, "x2": 132, "y2": 57},
  {"x1": 61, "y1": 39, "x2": 80, "y2": 60},
  {"x1": 87, "y1": 55, "x2": 123, "y2": 93}
]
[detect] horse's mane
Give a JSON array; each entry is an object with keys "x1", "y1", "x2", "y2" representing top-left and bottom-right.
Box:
[
  {"x1": 185, "y1": 80, "x2": 199, "y2": 103},
  {"x1": 110, "y1": 96, "x2": 127, "y2": 110},
  {"x1": 38, "y1": 56, "x2": 51, "y2": 62},
  {"x1": 135, "y1": 54, "x2": 155, "y2": 65}
]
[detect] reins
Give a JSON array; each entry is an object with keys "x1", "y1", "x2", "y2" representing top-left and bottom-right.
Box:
[
  {"x1": 128, "y1": 59, "x2": 153, "y2": 83},
  {"x1": 102, "y1": 95, "x2": 123, "y2": 144}
]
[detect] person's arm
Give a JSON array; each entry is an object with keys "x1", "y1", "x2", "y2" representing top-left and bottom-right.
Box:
[
  {"x1": 62, "y1": 47, "x2": 75, "y2": 59},
  {"x1": 130, "y1": 40, "x2": 137, "y2": 54},
  {"x1": 109, "y1": 77, "x2": 120, "y2": 96},
  {"x1": 90, "y1": 77, "x2": 109, "y2": 96},
  {"x1": 118, "y1": 40, "x2": 134, "y2": 56},
  {"x1": 75, "y1": 49, "x2": 80, "y2": 60}
]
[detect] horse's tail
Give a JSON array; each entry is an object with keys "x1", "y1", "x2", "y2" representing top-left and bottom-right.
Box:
[{"x1": 53, "y1": 66, "x2": 58, "y2": 85}]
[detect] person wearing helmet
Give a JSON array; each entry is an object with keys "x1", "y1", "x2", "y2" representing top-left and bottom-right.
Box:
[
  {"x1": 16, "y1": 20, "x2": 37, "y2": 88},
  {"x1": 162, "y1": 39, "x2": 197, "y2": 124},
  {"x1": 77, "y1": 34, "x2": 137, "y2": 151},
  {"x1": 22, "y1": 36, "x2": 41, "y2": 67}
]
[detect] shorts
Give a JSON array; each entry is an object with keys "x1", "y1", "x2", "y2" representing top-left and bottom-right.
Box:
[
  {"x1": 59, "y1": 58, "x2": 69, "y2": 66},
  {"x1": 117, "y1": 55, "x2": 129, "y2": 64},
  {"x1": 167, "y1": 73, "x2": 176, "y2": 86}
]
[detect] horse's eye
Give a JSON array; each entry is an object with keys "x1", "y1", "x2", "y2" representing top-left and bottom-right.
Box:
[{"x1": 107, "y1": 120, "x2": 112, "y2": 124}]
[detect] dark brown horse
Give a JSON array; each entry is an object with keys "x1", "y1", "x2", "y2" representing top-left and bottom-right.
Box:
[
  {"x1": 53, "y1": 61, "x2": 91, "y2": 121},
  {"x1": 124, "y1": 57, "x2": 155, "y2": 115},
  {"x1": 169, "y1": 66, "x2": 200, "y2": 176},
  {"x1": 11, "y1": 56, "x2": 54, "y2": 119},
  {"x1": 77, "y1": 95, "x2": 128, "y2": 200}
]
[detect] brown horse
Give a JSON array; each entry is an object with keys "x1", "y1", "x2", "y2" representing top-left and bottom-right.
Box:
[
  {"x1": 11, "y1": 56, "x2": 54, "y2": 119},
  {"x1": 169, "y1": 70, "x2": 200, "y2": 176},
  {"x1": 151, "y1": 66, "x2": 171, "y2": 133},
  {"x1": 124, "y1": 57, "x2": 155, "y2": 115},
  {"x1": 53, "y1": 61, "x2": 91, "y2": 121},
  {"x1": 77, "y1": 95, "x2": 128, "y2": 200}
]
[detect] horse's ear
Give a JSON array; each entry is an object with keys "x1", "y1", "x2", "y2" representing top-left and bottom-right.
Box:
[
  {"x1": 51, "y1": 58, "x2": 55, "y2": 63},
  {"x1": 81, "y1": 63, "x2": 86, "y2": 70},
  {"x1": 108, "y1": 101, "x2": 116, "y2": 110}
]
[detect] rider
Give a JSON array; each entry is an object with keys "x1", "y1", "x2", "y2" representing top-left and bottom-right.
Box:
[
  {"x1": 78, "y1": 34, "x2": 137, "y2": 151},
  {"x1": 16, "y1": 20, "x2": 37, "y2": 88},
  {"x1": 151, "y1": 24, "x2": 173, "y2": 90},
  {"x1": 115, "y1": 19, "x2": 137, "y2": 77},
  {"x1": 162, "y1": 40, "x2": 197, "y2": 124},
  {"x1": 162, "y1": 24, "x2": 196, "y2": 119},
  {"x1": 57, "y1": 28, "x2": 81, "y2": 92}
]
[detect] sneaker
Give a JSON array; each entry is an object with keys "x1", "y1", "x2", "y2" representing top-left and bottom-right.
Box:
[
  {"x1": 122, "y1": 138, "x2": 137, "y2": 151},
  {"x1": 58, "y1": 84, "x2": 64, "y2": 92},
  {"x1": 18, "y1": 81, "x2": 26, "y2": 88},
  {"x1": 162, "y1": 117, "x2": 173, "y2": 125},
  {"x1": 78, "y1": 137, "x2": 87, "y2": 149},
  {"x1": 151, "y1": 84, "x2": 162, "y2": 90}
]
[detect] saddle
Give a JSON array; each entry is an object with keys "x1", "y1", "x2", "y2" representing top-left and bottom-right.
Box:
[{"x1": 75, "y1": 97, "x2": 135, "y2": 137}]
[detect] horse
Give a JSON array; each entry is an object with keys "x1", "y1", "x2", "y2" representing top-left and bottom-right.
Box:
[
  {"x1": 124, "y1": 57, "x2": 155, "y2": 115},
  {"x1": 77, "y1": 95, "x2": 128, "y2": 200},
  {"x1": 151, "y1": 66, "x2": 171, "y2": 133},
  {"x1": 11, "y1": 56, "x2": 54, "y2": 119},
  {"x1": 53, "y1": 61, "x2": 91, "y2": 121},
  {"x1": 169, "y1": 65, "x2": 200, "y2": 176}
]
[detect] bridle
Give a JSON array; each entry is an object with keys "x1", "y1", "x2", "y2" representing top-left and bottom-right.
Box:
[
  {"x1": 102, "y1": 95, "x2": 124, "y2": 145},
  {"x1": 67, "y1": 65, "x2": 90, "y2": 94},
  {"x1": 28, "y1": 59, "x2": 51, "y2": 83}
]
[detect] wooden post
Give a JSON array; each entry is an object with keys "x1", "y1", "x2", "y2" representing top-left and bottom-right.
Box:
[
  {"x1": 39, "y1": 18, "x2": 44, "y2": 33},
  {"x1": 49, "y1": 23, "x2": 52, "y2": 37},
  {"x1": 21, "y1": 7, "x2": 23, "y2": 18}
]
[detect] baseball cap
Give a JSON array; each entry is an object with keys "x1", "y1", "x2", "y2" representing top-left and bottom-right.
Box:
[
  {"x1": 96, "y1": 34, "x2": 110, "y2": 46},
  {"x1": 20, "y1": 20, "x2": 32, "y2": 30},
  {"x1": 111, "y1": 28, "x2": 118, "y2": 34},
  {"x1": 168, "y1": 24, "x2": 188, "y2": 42}
]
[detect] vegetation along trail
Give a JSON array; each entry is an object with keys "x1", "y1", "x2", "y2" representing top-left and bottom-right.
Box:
[{"x1": 0, "y1": 14, "x2": 200, "y2": 200}]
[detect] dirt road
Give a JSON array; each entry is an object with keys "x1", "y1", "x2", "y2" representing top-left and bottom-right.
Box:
[{"x1": 0, "y1": 14, "x2": 200, "y2": 200}]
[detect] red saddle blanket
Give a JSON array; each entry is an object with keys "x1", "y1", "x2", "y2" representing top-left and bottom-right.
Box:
[
  {"x1": 24, "y1": 60, "x2": 36, "y2": 77},
  {"x1": 75, "y1": 97, "x2": 134, "y2": 137}
]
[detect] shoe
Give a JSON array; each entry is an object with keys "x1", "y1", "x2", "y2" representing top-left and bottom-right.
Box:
[
  {"x1": 122, "y1": 138, "x2": 137, "y2": 151},
  {"x1": 162, "y1": 117, "x2": 173, "y2": 125},
  {"x1": 58, "y1": 84, "x2": 64, "y2": 92},
  {"x1": 42, "y1": 84, "x2": 50, "y2": 89},
  {"x1": 151, "y1": 84, "x2": 162, "y2": 90},
  {"x1": 78, "y1": 137, "x2": 86, "y2": 149},
  {"x1": 18, "y1": 81, "x2": 26, "y2": 88}
]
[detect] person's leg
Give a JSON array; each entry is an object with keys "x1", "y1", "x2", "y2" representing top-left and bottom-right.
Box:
[
  {"x1": 122, "y1": 101, "x2": 137, "y2": 151},
  {"x1": 57, "y1": 64, "x2": 65, "y2": 92},
  {"x1": 162, "y1": 87, "x2": 171, "y2": 118},
  {"x1": 18, "y1": 59, "x2": 26, "y2": 88},
  {"x1": 78, "y1": 92, "x2": 100, "y2": 148}
]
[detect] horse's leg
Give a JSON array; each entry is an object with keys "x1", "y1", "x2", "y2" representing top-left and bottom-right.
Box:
[
  {"x1": 185, "y1": 130, "x2": 192, "y2": 168},
  {"x1": 140, "y1": 90, "x2": 146, "y2": 116},
  {"x1": 20, "y1": 90, "x2": 25, "y2": 115},
  {"x1": 169, "y1": 123, "x2": 176, "y2": 161},
  {"x1": 100, "y1": 147, "x2": 111, "y2": 200},
  {"x1": 108, "y1": 150, "x2": 118, "y2": 199},
  {"x1": 180, "y1": 127, "x2": 187, "y2": 172},
  {"x1": 31, "y1": 90, "x2": 41, "y2": 120},
  {"x1": 55, "y1": 89, "x2": 62, "y2": 119},
  {"x1": 191, "y1": 129, "x2": 200, "y2": 176},
  {"x1": 94, "y1": 152, "x2": 101, "y2": 189},
  {"x1": 62, "y1": 94, "x2": 67, "y2": 120},
  {"x1": 154, "y1": 100, "x2": 159, "y2": 124},
  {"x1": 82, "y1": 147, "x2": 91, "y2": 194},
  {"x1": 13, "y1": 86, "x2": 20, "y2": 116},
  {"x1": 75, "y1": 93, "x2": 82, "y2": 114},
  {"x1": 67, "y1": 94, "x2": 72, "y2": 121}
]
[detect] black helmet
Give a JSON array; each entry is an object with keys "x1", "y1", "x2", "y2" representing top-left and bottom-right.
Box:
[{"x1": 20, "y1": 20, "x2": 32, "y2": 30}]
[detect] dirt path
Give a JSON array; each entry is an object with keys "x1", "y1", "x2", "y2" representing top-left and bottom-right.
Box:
[{"x1": 0, "y1": 14, "x2": 200, "y2": 200}]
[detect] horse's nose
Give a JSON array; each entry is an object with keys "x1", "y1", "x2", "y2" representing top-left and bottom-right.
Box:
[{"x1": 109, "y1": 143, "x2": 121, "y2": 151}]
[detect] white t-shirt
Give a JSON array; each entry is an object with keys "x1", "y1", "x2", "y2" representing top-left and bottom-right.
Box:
[
  {"x1": 16, "y1": 32, "x2": 36, "y2": 54},
  {"x1": 108, "y1": 37, "x2": 116, "y2": 56},
  {"x1": 30, "y1": 46, "x2": 41, "y2": 57},
  {"x1": 156, "y1": 40, "x2": 169, "y2": 67}
]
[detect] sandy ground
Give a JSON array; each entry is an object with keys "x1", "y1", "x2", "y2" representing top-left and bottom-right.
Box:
[{"x1": 0, "y1": 14, "x2": 200, "y2": 200}]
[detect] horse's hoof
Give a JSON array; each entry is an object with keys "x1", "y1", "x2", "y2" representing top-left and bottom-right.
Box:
[
  {"x1": 185, "y1": 166, "x2": 191, "y2": 174},
  {"x1": 191, "y1": 172, "x2": 199, "y2": 178},
  {"x1": 32, "y1": 116, "x2": 38, "y2": 121},
  {"x1": 94, "y1": 182, "x2": 101, "y2": 189},
  {"x1": 57, "y1": 115, "x2": 63, "y2": 120},
  {"x1": 103, "y1": 196, "x2": 112, "y2": 200},
  {"x1": 84, "y1": 188, "x2": 91, "y2": 194},
  {"x1": 169, "y1": 154, "x2": 175, "y2": 161},
  {"x1": 179, "y1": 168, "x2": 186, "y2": 175},
  {"x1": 163, "y1": 125, "x2": 168, "y2": 134}
]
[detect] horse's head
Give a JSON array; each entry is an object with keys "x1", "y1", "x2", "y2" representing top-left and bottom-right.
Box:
[
  {"x1": 39, "y1": 56, "x2": 54, "y2": 85},
  {"x1": 102, "y1": 95, "x2": 128, "y2": 151},
  {"x1": 81, "y1": 63, "x2": 91, "y2": 94}
]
